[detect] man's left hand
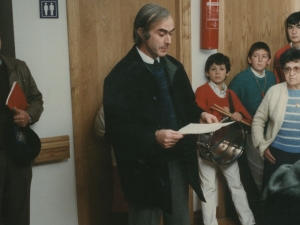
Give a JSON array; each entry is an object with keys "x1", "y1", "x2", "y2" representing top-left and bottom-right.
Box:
[
  {"x1": 155, "y1": 129, "x2": 184, "y2": 149},
  {"x1": 13, "y1": 108, "x2": 30, "y2": 127}
]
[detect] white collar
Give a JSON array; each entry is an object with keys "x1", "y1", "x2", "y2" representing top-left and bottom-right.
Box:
[
  {"x1": 208, "y1": 81, "x2": 227, "y2": 98},
  {"x1": 136, "y1": 46, "x2": 160, "y2": 64},
  {"x1": 290, "y1": 42, "x2": 300, "y2": 50},
  {"x1": 251, "y1": 67, "x2": 265, "y2": 78}
]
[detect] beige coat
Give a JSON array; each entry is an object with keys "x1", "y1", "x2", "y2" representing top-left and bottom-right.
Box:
[{"x1": 252, "y1": 82, "x2": 288, "y2": 156}]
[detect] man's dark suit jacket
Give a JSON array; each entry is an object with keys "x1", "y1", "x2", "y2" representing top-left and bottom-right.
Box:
[{"x1": 103, "y1": 45, "x2": 205, "y2": 213}]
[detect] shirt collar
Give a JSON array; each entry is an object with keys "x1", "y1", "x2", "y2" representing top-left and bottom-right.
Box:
[
  {"x1": 251, "y1": 67, "x2": 265, "y2": 78},
  {"x1": 208, "y1": 81, "x2": 227, "y2": 98},
  {"x1": 136, "y1": 46, "x2": 160, "y2": 64},
  {"x1": 290, "y1": 42, "x2": 300, "y2": 50}
]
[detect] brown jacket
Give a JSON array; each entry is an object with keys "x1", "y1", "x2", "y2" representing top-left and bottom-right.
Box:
[{"x1": 0, "y1": 54, "x2": 43, "y2": 124}]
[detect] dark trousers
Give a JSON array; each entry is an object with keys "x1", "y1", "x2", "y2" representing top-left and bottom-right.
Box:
[
  {"x1": 0, "y1": 150, "x2": 32, "y2": 225},
  {"x1": 262, "y1": 201, "x2": 300, "y2": 225},
  {"x1": 128, "y1": 158, "x2": 190, "y2": 225},
  {"x1": 261, "y1": 146, "x2": 300, "y2": 193}
]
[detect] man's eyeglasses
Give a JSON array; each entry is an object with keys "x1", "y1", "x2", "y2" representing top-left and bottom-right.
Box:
[{"x1": 283, "y1": 66, "x2": 300, "y2": 74}]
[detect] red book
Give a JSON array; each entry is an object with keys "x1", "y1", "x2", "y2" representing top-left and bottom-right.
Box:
[{"x1": 6, "y1": 81, "x2": 29, "y2": 110}]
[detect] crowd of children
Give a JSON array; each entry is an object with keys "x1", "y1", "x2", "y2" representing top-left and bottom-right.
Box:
[{"x1": 195, "y1": 11, "x2": 300, "y2": 225}]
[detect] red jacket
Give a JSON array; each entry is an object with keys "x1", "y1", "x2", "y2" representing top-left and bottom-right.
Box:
[
  {"x1": 195, "y1": 83, "x2": 252, "y2": 124},
  {"x1": 273, "y1": 44, "x2": 291, "y2": 83}
]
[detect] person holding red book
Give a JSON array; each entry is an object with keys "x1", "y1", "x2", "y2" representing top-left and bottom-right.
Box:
[{"x1": 0, "y1": 34, "x2": 43, "y2": 224}]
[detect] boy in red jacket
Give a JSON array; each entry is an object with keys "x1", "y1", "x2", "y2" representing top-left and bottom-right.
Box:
[
  {"x1": 195, "y1": 53, "x2": 255, "y2": 225},
  {"x1": 273, "y1": 11, "x2": 300, "y2": 83}
]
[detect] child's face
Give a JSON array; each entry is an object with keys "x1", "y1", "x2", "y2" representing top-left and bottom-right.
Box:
[
  {"x1": 248, "y1": 49, "x2": 271, "y2": 75},
  {"x1": 206, "y1": 63, "x2": 228, "y2": 85},
  {"x1": 287, "y1": 23, "x2": 300, "y2": 46}
]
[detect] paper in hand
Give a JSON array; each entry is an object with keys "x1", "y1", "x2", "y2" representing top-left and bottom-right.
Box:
[{"x1": 178, "y1": 121, "x2": 235, "y2": 134}]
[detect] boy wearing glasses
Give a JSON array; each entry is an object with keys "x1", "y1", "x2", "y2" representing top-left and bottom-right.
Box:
[{"x1": 273, "y1": 11, "x2": 300, "y2": 83}]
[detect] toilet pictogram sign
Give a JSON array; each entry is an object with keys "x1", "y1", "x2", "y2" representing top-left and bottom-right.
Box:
[{"x1": 40, "y1": 0, "x2": 58, "y2": 18}]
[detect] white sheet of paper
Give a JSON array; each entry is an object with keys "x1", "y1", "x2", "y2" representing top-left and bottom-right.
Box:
[{"x1": 178, "y1": 121, "x2": 235, "y2": 134}]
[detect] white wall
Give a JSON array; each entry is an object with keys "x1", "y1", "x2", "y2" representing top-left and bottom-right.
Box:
[
  {"x1": 12, "y1": 0, "x2": 78, "y2": 224},
  {"x1": 191, "y1": 0, "x2": 216, "y2": 211},
  {"x1": 191, "y1": 0, "x2": 217, "y2": 91}
]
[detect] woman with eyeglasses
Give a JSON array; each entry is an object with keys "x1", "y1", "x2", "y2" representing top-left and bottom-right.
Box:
[{"x1": 252, "y1": 48, "x2": 300, "y2": 225}]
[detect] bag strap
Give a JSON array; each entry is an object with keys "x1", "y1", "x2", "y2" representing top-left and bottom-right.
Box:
[{"x1": 228, "y1": 91, "x2": 234, "y2": 113}]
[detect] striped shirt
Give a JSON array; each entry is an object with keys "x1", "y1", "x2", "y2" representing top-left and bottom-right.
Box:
[{"x1": 271, "y1": 89, "x2": 300, "y2": 153}]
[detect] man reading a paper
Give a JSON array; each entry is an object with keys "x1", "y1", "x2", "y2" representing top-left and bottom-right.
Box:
[
  {"x1": 103, "y1": 4, "x2": 217, "y2": 225},
  {"x1": 0, "y1": 34, "x2": 43, "y2": 224}
]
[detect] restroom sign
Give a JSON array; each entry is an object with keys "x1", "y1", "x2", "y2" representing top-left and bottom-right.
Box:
[{"x1": 40, "y1": 0, "x2": 58, "y2": 18}]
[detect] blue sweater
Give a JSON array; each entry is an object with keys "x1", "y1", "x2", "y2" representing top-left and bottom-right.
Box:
[
  {"x1": 271, "y1": 89, "x2": 300, "y2": 153},
  {"x1": 229, "y1": 67, "x2": 276, "y2": 117}
]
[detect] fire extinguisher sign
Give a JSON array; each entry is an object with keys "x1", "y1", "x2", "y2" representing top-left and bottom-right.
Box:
[{"x1": 206, "y1": 2, "x2": 219, "y2": 29}]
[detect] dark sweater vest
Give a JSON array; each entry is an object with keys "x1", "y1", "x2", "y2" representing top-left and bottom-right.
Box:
[{"x1": 146, "y1": 60, "x2": 178, "y2": 130}]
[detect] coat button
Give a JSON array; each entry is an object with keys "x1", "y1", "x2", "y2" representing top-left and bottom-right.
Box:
[{"x1": 153, "y1": 96, "x2": 156, "y2": 100}]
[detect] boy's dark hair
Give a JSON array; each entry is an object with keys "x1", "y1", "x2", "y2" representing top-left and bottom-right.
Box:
[
  {"x1": 205, "y1": 53, "x2": 231, "y2": 74},
  {"x1": 286, "y1": 11, "x2": 300, "y2": 27},
  {"x1": 279, "y1": 48, "x2": 300, "y2": 70},
  {"x1": 247, "y1": 42, "x2": 271, "y2": 62}
]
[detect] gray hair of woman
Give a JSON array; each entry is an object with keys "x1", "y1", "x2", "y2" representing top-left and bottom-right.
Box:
[{"x1": 133, "y1": 4, "x2": 170, "y2": 45}]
